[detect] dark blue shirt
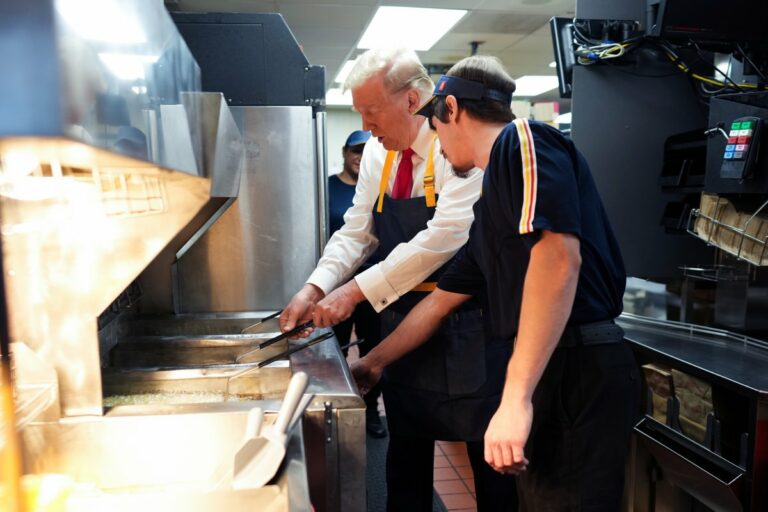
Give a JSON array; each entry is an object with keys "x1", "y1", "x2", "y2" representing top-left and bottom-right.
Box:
[
  {"x1": 328, "y1": 174, "x2": 356, "y2": 235},
  {"x1": 438, "y1": 120, "x2": 626, "y2": 340}
]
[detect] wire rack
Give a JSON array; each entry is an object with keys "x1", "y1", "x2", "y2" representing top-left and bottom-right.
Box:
[{"x1": 687, "y1": 196, "x2": 768, "y2": 267}]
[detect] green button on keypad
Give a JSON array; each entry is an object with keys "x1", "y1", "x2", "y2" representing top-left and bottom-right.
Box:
[
  {"x1": 741, "y1": 121, "x2": 754, "y2": 129},
  {"x1": 732, "y1": 122, "x2": 742, "y2": 129}
]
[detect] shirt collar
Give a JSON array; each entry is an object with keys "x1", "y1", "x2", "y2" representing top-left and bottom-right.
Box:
[{"x1": 409, "y1": 118, "x2": 434, "y2": 161}]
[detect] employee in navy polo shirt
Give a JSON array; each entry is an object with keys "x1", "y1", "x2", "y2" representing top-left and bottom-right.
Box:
[{"x1": 352, "y1": 55, "x2": 640, "y2": 510}]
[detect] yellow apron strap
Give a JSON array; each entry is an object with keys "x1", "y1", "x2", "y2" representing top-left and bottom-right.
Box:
[
  {"x1": 411, "y1": 282, "x2": 437, "y2": 292},
  {"x1": 376, "y1": 150, "x2": 397, "y2": 213},
  {"x1": 424, "y1": 135, "x2": 437, "y2": 208},
  {"x1": 377, "y1": 139, "x2": 437, "y2": 213}
]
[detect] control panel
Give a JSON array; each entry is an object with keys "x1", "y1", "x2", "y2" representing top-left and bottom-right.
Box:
[{"x1": 721, "y1": 117, "x2": 762, "y2": 180}]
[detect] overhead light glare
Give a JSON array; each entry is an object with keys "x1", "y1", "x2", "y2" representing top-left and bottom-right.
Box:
[
  {"x1": 98, "y1": 53, "x2": 159, "y2": 81},
  {"x1": 358, "y1": 7, "x2": 467, "y2": 51},
  {"x1": 548, "y1": 61, "x2": 557, "y2": 68},
  {"x1": 55, "y1": 0, "x2": 146, "y2": 44},
  {"x1": 513, "y1": 76, "x2": 559, "y2": 97}
]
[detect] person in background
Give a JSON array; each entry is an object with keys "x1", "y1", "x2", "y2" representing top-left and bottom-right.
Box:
[
  {"x1": 352, "y1": 55, "x2": 639, "y2": 511},
  {"x1": 328, "y1": 129, "x2": 386, "y2": 438},
  {"x1": 281, "y1": 49, "x2": 517, "y2": 512}
]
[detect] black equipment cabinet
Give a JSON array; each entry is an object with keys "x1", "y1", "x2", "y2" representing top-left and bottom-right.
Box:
[{"x1": 171, "y1": 12, "x2": 325, "y2": 107}]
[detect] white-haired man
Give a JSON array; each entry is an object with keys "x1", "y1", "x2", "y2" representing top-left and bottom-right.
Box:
[{"x1": 281, "y1": 49, "x2": 518, "y2": 511}]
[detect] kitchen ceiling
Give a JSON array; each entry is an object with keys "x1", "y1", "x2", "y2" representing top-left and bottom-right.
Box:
[{"x1": 166, "y1": 0, "x2": 575, "y2": 100}]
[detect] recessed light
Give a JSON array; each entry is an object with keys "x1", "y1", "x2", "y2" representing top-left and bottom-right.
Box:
[
  {"x1": 548, "y1": 61, "x2": 557, "y2": 68},
  {"x1": 358, "y1": 7, "x2": 467, "y2": 51}
]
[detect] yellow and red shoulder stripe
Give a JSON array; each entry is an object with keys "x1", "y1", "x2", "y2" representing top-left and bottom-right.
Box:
[{"x1": 512, "y1": 118, "x2": 538, "y2": 234}]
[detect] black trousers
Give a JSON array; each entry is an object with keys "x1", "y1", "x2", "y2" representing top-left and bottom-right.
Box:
[
  {"x1": 333, "y1": 300, "x2": 382, "y2": 411},
  {"x1": 386, "y1": 434, "x2": 518, "y2": 512},
  {"x1": 518, "y1": 342, "x2": 640, "y2": 512}
]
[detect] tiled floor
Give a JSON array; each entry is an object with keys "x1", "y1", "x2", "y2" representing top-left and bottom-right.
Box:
[{"x1": 434, "y1": 441, "x2": 477, "y2": 511}]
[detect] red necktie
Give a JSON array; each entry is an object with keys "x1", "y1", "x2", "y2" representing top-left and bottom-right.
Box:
[{"x1": 391, "y1": 148, "x2": 415, "y2": 199}]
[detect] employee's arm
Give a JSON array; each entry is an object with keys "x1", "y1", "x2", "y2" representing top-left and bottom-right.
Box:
[
  {"x1": 484, "y1": 230, "x2": 581, "y2": 475},
  {"x1": 351, "y1": 287, "x2": 471, "y2": 391}
]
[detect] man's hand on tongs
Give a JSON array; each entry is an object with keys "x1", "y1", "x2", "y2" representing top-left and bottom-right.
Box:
[
  {"x1": 281, "y1": 284, "x2": 323, "y2": 338},
  {"x1": 312, "y1": 280, "x2": 365, "y2": 328}
]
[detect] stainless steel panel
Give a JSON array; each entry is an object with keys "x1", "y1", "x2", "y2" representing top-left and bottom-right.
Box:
[
  {"x1": 315, "y1": 111, "x2": 329, "y2": 251},
  {"x1": 0, "y1": 142, "x2": 210, "y2": 416},
  {"x1": 108, "y1": 334, "x2": 288, "y2": 369},
  {"x1": 175, "y1": 107, "x2": 321, "y2": 312},
  {"x1": 0, "y1": 0, "x2": 203, "y2": 176}
]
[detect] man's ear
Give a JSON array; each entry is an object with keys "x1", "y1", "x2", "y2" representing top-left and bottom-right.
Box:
[
  {"x1": 407, "y1": 89, "x2": 422, "y2": 114},
  {"x1": 445, "y1": 95, "x2": 460, "y2": 122}
]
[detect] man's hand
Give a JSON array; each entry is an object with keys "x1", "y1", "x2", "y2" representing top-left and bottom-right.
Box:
[
  {"x1": 312, "y1": 280, "x2": 365, "y2": 328},
  {"x1": 350, "y1": 357, "x2": 384, "y2": 396},
  {"x1": 280, "y1": 284, "x2": 324, "y2": 338},
  {"x1": 484, "y1": 398, "x2": 532, "y2": 475}
]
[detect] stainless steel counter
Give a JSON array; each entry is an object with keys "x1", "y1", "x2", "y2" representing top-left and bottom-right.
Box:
[
  {"x1": 102, "y1": 311, "x2": 365, "y2": 512},
  {"x1": 618, "y1": 313, "x2": 768, "y2": 395},
  {"x1": 22, "y1": 404, "x2": 311, "y2": 512}
]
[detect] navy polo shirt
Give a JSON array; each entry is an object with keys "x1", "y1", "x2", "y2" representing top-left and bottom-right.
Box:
[
  {"x1": 438, "y1": 120, "x2": 626, "y2": 341},
  {"x1": 328, "y1": 174, "x2": 356, "y2": 235}
]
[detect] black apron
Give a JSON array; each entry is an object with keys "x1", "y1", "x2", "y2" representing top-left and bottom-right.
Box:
[{"x1": 371, "y1": 147, "x2": 510, "y2": 441}]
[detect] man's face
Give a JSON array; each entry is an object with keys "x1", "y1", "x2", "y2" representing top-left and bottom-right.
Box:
[
  {"x1": 342, "y1": 144, "x2": 364, "y2": 177},
  {"x1": 352, "y1": 73, "x2": 418, "y2": 151},
  {"x1": 431, "y1": 108, "x2": 474, "y2": 176}
]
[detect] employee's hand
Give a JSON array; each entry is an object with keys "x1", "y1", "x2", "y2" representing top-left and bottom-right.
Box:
[
  {"x1": 484, "y1": 398, "x2": 531, "y2": 475},
  {"x1": 281, "y1": 284, "x2": 324, "y2": 338},
  {"x1": 350, "y1": 357, "x2": 383, "y2": 396},
  {"x1": 312, "y1": 280, "x2": 365, "y2": 328}
]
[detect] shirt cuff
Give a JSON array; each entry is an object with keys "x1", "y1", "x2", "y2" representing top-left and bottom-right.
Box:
[
  {"x1": 306, "y1": 267, "x2": 338, "y2": 296},
  {"x1": 355, "y1": 264, "x2": 400, "y2": 313}
]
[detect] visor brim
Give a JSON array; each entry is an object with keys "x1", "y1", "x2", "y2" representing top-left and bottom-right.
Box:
[{"x1": 414, "y1": 95, "x2": 437, "y2": 117}]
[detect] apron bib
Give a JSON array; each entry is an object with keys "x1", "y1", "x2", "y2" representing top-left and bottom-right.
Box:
[{"x1": 371, "y1": 140, "x2": 509, "y2": 439}]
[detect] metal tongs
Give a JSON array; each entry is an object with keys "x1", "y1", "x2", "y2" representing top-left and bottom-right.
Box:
[
  {"x1": 235, "y1": 320, "x2": 315, "y2": 363},
  {"x1": 240, "y1": 310, "x2": 283, "y2": 335},
  {"x1": 227, "y1": 330, "x2": 334, "y2": 386}
]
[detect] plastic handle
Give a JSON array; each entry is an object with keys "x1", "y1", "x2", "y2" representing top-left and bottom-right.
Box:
[
  {"x1": 274, "y1": 371, "x2": 309, "y2": 435},
  {"x1": 245, "y1": 407, "x2": 263, "y2": 439}
]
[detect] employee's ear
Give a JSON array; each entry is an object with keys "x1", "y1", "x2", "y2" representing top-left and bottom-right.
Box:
[{"x1": 445, "y1": 96, "x2": 459, "y2": 122}]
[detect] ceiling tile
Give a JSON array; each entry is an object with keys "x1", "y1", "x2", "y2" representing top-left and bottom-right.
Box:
[
  {"x1": 432, "y1": 32, "x2": 528, "y2": 52},
  {"x1": 453, "y1": 11, "x2": 551, "y2": 34},
  {"x1": 476, "y1": 0, "x2": 575, "y2": 15},
  {"x1": 376, "y1": 0, "x2": 484, "y2": 9},
  {"x1": 277, "y1": 4, "x2": 375, "y2": 29}
]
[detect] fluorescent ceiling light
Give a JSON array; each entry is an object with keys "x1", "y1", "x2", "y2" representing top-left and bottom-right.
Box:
[
  {"x1": 548, "y1": 61, "x2": 557, "y2": 68},
  {"x1": 326, "y1": 87, "x2": 353, "y2": 106},
  {"x1": 555, "y1": 112, "x2": 572, "y2": 125},
  {"x1": 358, "y1": 7, "x2": 467, "y2": 51},
  {"x1": 98, "y1": 53, "x2": 159, "y2": 81},
  {"x1": 335, "y1": 59, "x2": 358, "y2": 85},
  {"x1": 56, "y1": 0, "x2": 146, "y2": 44},
  {"x1": 513, "y1": 76, "x2": 559, "y2": 97}
]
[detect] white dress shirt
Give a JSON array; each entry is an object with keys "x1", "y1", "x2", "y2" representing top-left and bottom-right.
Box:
[{"x1": 307, "y1": 119, "x2": 483, "y2": 312}]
